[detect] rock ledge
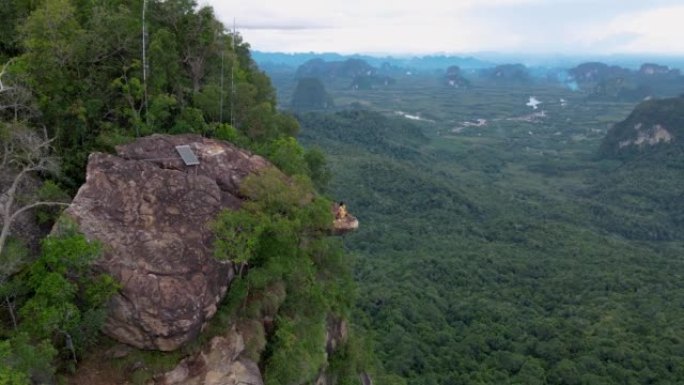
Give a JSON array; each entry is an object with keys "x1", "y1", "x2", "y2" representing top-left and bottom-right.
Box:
[{"x1": 65, "y1": 134, "x2": 270, "y2": 351}]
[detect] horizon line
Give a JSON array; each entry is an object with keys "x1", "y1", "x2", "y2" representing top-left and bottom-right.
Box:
[{"x1": 252, "y1": 50, "x2": 684, "y2": 58}]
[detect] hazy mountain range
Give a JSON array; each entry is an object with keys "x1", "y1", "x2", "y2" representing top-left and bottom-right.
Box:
[{"x1": 253, "y1": 51, "x2": 684, "y2": 72}]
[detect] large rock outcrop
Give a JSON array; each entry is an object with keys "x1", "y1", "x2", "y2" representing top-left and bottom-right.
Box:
[
  {"x1": 155, "y1": 326, "x2": 263, "y2": 385},
  {"x1": 599, "y1": 96, "x2": 684, "y2": 159},
  {"x1": 157, "y1": 315, "x2": 351, "y2": 385},
  {"x1": 64, "y1": 134, "x2": 271, "y2": 351}
]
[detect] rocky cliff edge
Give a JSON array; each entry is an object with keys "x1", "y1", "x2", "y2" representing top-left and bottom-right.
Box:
[{"x1": 64, "y1": 134, "x2": 271, "y2": 351}]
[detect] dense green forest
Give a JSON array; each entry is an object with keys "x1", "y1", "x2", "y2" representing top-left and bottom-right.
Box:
[
  {"x1": 3, "y1": 0, "x2": 684, "y2": 384},
  {"x1": 0, "y1": 1, "x2": 377, "y2": 384},
  {"x1": 0, "y1": 0, "x2": 303, "y2": 189},
  {"x1": 291, "y1": 73, "x2": 684, "y2": 384}
]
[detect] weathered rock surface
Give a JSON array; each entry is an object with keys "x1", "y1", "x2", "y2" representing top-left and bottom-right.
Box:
[
  {"x1": 333, "y1": 215, "x2": 359, "y2": 235},
  {"x1": 599, "y1": 96, "x2": 684, "y2": 158},
  {"x1": 64, "y1": 134, "x2": 271, "y2": 351},
  {"x1": 325, "y1": 315, "x2": 348, "y2": 357},
  {"x1": 312, "y1": 315, "x2": 351, "y2": 385},
  {"x1": 155, "y1": 326, "x2": 263, "y2": 385},
  {"x1": 155, "y1": 282, "x2": 282, "y2": 385},
  {"x1": 618, "y1": 123, "x2": 672, "y2": 148}
]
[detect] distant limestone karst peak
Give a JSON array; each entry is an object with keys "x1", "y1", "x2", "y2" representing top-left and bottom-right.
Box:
[{"x1": 599, "y1": 95, "x2": 684, "y2": 159}]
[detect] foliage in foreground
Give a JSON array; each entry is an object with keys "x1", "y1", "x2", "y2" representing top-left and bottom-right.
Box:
[
  {"x1": 0, "y1": 220, "x2": 118, "y2": 383},
  {"x1": 213, "y1": 169, "x2": 383, "y2": 385},
  {"x1": 1, "y1": 0, "x2": 345, "y2": 382}
]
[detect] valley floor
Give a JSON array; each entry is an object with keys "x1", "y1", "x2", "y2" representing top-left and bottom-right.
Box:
[{"x1": 294, "y1": 79, "x2": 684, "y2": 385}]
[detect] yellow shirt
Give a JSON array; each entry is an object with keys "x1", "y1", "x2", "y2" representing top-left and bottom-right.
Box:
[{"x1": 338, "y1": 205, "x2": 348, "y2": 219}]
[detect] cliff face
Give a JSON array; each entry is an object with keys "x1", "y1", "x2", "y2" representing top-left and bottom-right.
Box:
[
  {"x1": 599, "y1": 96, "x2": 684, "y2": 159},
  {"x1": 63, "y1": 133, "x2": 363, "y2": 385},
  {"x1": 64, "y1": 134, "x2": 272, "y2": 351},
  {"x1": 155, "y1": 325, "x2": 263, "y2": 385}
]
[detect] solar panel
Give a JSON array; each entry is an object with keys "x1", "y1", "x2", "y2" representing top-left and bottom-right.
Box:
[{"x1": 175, "y1": 145, "x2": 200, "y2": 166}]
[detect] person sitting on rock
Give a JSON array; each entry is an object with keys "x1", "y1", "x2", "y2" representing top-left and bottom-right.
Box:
[{"x1": 336, "y1": 201, "x2": 348, "y2": 219}]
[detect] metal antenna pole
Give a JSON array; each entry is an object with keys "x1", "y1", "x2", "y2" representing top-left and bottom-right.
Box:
[
  {"x1": 141, "y1": 0, "x2": 149, "y2": 133},
  {"x1": 230, "y1": 18, "x2": 236, "y2": 129},
  {"x1": 220, "y1": 33, "x2": 225, "y2": 123}
]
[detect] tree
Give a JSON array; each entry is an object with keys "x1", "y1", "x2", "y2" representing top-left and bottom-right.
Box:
[
  {"x1": 0, "y1": 59, "x2": 34, "y2": 121},
  {"x1": 151, "y1": 1, "x2": 222, "y2": 93},
  {"x1": 19, "y1": 0, "x2": 85, "y2": 130},
  {"x1": 19, "y1": 221, "x2": 116, "y2": 363},
  {"x1": 0, "y1": 332, "x2": 57, "y2": 385},
  {"x1": 0, "y1": 124, "x2": 69, "y2": 260},
  {"x1": 212, "y1": 208, "x2": 268, "y2": 271},
  {"x1": 304, "y1": 148, "x2": 331, "y2": 192},
  {"x1": 0, "y1": 60, "x2": 13, "y2": 94}
]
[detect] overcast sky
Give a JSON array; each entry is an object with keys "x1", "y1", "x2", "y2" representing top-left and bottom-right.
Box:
[{"x1": 205, "y1": 0, "x2": 684, "y2": 56}]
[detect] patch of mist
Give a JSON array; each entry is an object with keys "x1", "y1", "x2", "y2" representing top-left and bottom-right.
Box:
[
  {"x1": 553, "y1": 69, "x2": 579, "y2": 91},
  {"x1": 394, "y1": 111, "x2": 435, "y2": 123},
  {"x1": 526, "y1": 97, "x2": 542, "y2": 109}
]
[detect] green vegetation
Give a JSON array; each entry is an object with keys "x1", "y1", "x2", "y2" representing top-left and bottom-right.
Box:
[
  {"x1": 291, "y1": 77, "x2": 334, "y2": 111},
  {"x1": 4, "y1": 0, "x2": 684, "y2": 383},
  {"x1": 1, "y1": 0, "x2": 370, "y2": 383},
  {"x1": 1, "y1": 0, "x2": 297, "y2": 190},
  {"x1": 600, "y1": 95, "x2": 684, "y2": 159},
  {"x1": 212, "y1": 169, "x2": 375, "y2": 385},
  {"x1": 292, "y1": 73, "x2": 684, "y2": 384},
  {"x1": 1, "y1": 220, "x2": 117, "y2": 383},
  {"x1": 568, "y1": 62, "x2": 684, "y2": 101}
]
